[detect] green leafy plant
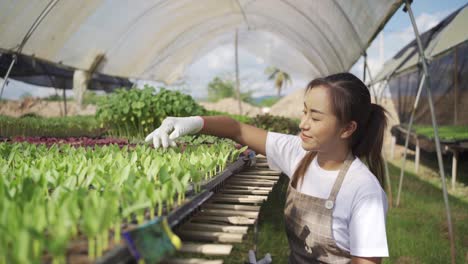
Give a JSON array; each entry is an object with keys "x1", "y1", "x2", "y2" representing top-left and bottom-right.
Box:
[
  {"x1": 0, "y1": 115, "x2": 105, "y2": 138},
  {"x1": 0, "y1": 140, "x2": 247, "y2": 263},
  {"x1": 248, "y1": 113, "x2": 300, "y2": 135},
  {"x1": 96, "y1": 86, "x2": 206, "y2": 138}
]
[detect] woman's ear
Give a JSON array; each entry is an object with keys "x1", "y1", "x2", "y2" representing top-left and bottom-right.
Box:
[{"x1": 340, "y1": 121, "x2": 357, "y2": 139}]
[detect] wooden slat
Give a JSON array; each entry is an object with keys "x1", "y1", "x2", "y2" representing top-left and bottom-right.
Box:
[
  {"x1": 224, "y1": 184, "x2": 272, "y2": 191},
  {"x1": 179, "y1": 243, "x2": 233, "y2": 255},
  {"x1": 200, "y1": 208, "x2": 259, "y2": 218},
  {"x1": 234, "y1": 174, "x2": 279, "y2": 180},
  {"x1": 246, "y1": 164, "x2": 271, "y2": 168},
  {"x1": 210, "y1": 196, "x2": 265, "y2": 204},
  {"x1": 181, "y1": 222, "x2": 248, "y2": 234},
  {"x1": 191, "y1": 215, "x2": 255, "y2": 225},
  {"x1": 161, "y1": 258, "x2": 223, "y2": 264},
  {"x1": 253, "y1": 165, "x2": 269, "y2": 169},
  {"x1": 240, "y1": 171, "x2": 281, "y2": 176},
  {"x1": 215, "y1": 194, "x2": 268, "y2": 199},
  {"x1": 203, "y1": 203, "x2": 260, "y2": 211},
  {"x1": 176, "y1": 230, "x2": 244, "y2": 243},
  {"x1": 222, "y1": 189, "x2": 270, "y2": 195},
  {"x1": 226, "y1": 179, "x2": 275, "y2": 186},
  {"x1": 230, "y1": 177, "x2": 277, "y2": 183}
]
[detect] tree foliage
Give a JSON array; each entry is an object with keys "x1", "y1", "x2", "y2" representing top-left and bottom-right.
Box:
[
  {"x1": 207, "y1": 77, "x2": 253, "y2": 104},
  {"x1": 264, "y1": 67, "x2": 292, "y2": 97}
]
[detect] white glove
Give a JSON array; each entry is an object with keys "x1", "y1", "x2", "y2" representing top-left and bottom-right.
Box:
[{"x1": 144, "y1": 116, "x2": 204, "y2": 149}]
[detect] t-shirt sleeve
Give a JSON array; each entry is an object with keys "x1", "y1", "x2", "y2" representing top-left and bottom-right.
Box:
[
  {"x1": 265, "y1": 131, "x2": 305, "y2": 178},
  {"x1": 349, "y1": 190, "x2": 389, "y2": 257}
]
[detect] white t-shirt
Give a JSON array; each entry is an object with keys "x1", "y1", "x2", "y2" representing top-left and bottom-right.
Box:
[{"x1": 266, "y1": 131, "x2": 389, "y2": 257}]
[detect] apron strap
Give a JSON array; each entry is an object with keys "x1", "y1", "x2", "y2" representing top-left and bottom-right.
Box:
[{"x1": 327, "y1": 152, "x2": 354, "y2": 203}]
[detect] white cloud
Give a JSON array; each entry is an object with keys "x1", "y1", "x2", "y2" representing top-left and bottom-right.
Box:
[{"x1": 204, "y1": 45, "x2": 235, "y2": 70}]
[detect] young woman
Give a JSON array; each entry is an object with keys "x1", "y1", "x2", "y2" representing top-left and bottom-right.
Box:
[{"x1": 145, "y1": 73, "x2": 389, "y2": 264}]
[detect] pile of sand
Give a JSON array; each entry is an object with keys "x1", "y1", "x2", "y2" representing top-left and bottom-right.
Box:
[
  {"x1": 200, "y1": 97, "x2": 263, "y2": 117},
  {"x1": 0, "y1": 98, "x2": 97, "y2": 117},
  {"x1": 268, "y1": 88, "x2": 305, "y2": 119}
]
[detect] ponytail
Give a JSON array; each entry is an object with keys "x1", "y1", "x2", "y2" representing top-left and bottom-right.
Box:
[{"x1": 352, "y1": 103, "x2": 388, "y2": 187}]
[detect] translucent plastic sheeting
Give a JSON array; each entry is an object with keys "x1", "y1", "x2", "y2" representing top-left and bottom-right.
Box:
[
  {"x1": 387, "y1": 40, "x2": 468, "y2": 126},
  {"x1": 374, "y1": 3, "x2": 468, "y2": 82},
  {"x1": 0, "y1": 0, "x2": 402, "y2": 84}
]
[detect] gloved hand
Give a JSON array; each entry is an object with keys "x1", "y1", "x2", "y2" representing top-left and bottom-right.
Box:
[{"x1": 144, "y1": 116, "x2": 204, "y2": 149}]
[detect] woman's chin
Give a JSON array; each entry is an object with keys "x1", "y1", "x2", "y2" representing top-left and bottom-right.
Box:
[{"x1": 301, "y1": 143, "x2": 317, "y2": 151}]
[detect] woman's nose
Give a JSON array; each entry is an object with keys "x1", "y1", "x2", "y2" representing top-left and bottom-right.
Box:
[{"x1": 299, "y1": 117, "x2": 309, "y2": 130}]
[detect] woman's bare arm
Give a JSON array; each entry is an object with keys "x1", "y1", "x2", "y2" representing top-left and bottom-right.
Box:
[{"x1": 199, "y1": 116, "x2": 268, "y2": 156}]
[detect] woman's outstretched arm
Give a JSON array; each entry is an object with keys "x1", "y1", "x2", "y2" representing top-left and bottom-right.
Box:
[{"x1": 200, "y1": 116, "x2": 268, "y2": 156}]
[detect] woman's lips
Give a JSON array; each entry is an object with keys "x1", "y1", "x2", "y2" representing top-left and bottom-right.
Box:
[{"x1": 300, "y1": 133, "x2": 312, "y2": 140}]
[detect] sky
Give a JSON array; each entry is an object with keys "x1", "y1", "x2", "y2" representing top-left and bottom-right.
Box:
[{"x1": 1, "y1": 0, "x2": 467, "y2": 100}]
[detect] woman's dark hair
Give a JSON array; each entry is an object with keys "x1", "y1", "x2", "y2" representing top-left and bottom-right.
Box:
[{"x1": 291, "y1": 72, "x2": 388, "y2": 189}]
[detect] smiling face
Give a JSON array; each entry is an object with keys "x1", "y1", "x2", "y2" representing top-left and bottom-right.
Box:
[{"x1": 299, "y1": 86, "x2": 345, "y2": 152}]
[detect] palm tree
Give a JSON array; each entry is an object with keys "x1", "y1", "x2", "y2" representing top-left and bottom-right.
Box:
[{"x1": 265, "y1": 67, "x2": 292, "y2": 97}]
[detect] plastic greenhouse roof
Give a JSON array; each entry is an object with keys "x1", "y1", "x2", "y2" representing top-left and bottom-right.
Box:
[{"x1": 0, "y1": 0, "x2": 403, "y2": 84}]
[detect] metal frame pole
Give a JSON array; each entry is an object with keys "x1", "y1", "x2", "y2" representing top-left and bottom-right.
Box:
[
  {"x1": 378, "y1": 78, "x2": 390, "y2": 105},
  {"x1": 0, "y1": 54, "x2": 17, "y2": 100},
  {"x1": 363, "y1": 53, "x2": 367, "y2": 83},
  {"x1": 0, "y1": 0, "x2": 60, "y2": 101},
  {"x1": 396, "y1": 72, "x2": 425, "y2": 207},
  {"x1": 363, "y1": 52, "x2": 379, "y2": 103},
  {"x1": 404, "y1": 1, "x2": 456, "y2": 263},
  {"x1": 364, "y1": 55, "x2": 393, "y2": 207}
]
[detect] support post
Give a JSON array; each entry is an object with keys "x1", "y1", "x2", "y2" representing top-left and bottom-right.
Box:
[
  {"x1": 62, "y1": 87, "x2": 67, "y2": 117},
  {"x1": 234, "y1": 29, "x2": 243, "y2": 115},
  {"x1": 415, "y1": 138, "x2": 420, "y2": 173},
  {"x1": 404, "y1": 1, "x2": 455, "y2": 263},
  {"x1": 390, "y1": 136, "x2": 396, "y2": 160},
  {"x1": 451, "y1": 149, "x2": 458, "y2": 190},
  {"x1": 73, "y1": 53, "x2": 104, "y2": 110},
  {"x1": 382, "y1": 149, "x2": 393, "y2": 208},
  {"x1": 453, "y1": 47, "x2": 458, "y2": 125},
  {"x1": 73, "y1": 70, "x2": 89, "y2": 110}
]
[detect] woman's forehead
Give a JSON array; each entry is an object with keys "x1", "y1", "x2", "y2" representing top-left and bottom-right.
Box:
[{"x1": 304, "y1": 87, "x2": 332, "y2": 114}]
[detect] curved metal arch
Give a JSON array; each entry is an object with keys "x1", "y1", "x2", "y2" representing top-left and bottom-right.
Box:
[
  {"x1": 278, "y1": 0, "x2": 346, "y2": 70},
  {"x1": 140, "y1": 13, "x2": 242, "y2": 75},
  {"x1": 105, "y1": 0, "x2": 330, "y2": 74},
  {"x1": 106, "y1": 0, "x2": 211, "y2": 55},
  {"x1": 141, "y1": 11, "x2": 329, "y2": 77},
  {"x1": 235, "y1": 0, "x2": 251, "y2": 29}
]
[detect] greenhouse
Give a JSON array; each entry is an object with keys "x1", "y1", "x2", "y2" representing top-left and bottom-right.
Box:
[{"x1": 0, "y1": 1, "x2": 467, "y2": 264}]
